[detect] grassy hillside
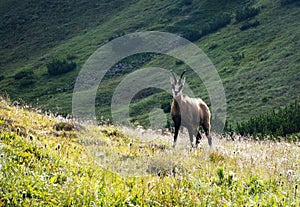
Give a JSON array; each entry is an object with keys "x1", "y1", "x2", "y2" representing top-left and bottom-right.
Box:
[
  {"x1": 1, "y1": 97, "x2": 300, "y2": 206},
  {"x1": 0, "y1": 0, "x2": 299, "y2": 127}
]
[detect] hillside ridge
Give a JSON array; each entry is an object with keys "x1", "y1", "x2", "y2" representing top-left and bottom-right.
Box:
[{"x1": 0, "y1": 0, "x2": 299, "y2": 127}]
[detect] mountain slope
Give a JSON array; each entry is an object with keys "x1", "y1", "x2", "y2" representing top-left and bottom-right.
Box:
[{"x1": 0, "y1": 0, "x2": 299, "y2": 127}]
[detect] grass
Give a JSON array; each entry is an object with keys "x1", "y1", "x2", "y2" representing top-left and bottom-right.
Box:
[{"x1": 0, "y1": 97, "x2": 299, "y2": 206}]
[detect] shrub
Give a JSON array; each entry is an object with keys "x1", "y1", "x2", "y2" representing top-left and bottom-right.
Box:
[
  {"x1": 261, "y1": 95, "x2": 268, "y2": 103},
  {"x1": 175, "y1": 60, "x2": 184, "y2": 65},
  {"x1": 66, "y1": 54, "x2": 77, "y2": 61},
  {"x1": 232, "y1": 52, "x2": 245, "y2": 62},
  {"x1": 240, "y1": 20, "x2": 260, "y2": 31},
  {"x1": 181, "y1": 0, "x2": 193, "y2": 6},
  {"x1": 169, "y1": 14, "x2": 231, "y2": 42},
  {"x1": 208, "y1": 44, "x2": 218, "y2": 50},
  {"x1": 20, "y1": 77, "x2": 35, "y2": 87},
  {"x1": 161, "y1": 102, "x2": 171, "y2": 113},
  {"x1": 47, "y1": 59, "x2": 76, "y2": 76},
  {"x1": 281, "y1": 0, "x2": 300, "y2": 5},
  {"x1": 167, "y1": 8, "x2": 182, "y2": 17},
  {"x1": 235, "y1": 101, "x2": 300, "y2": 138},
  {"x1": 201, "y1": 14, "x2": 231, "y2": 36},
  {"x1": 181, "y1": 29, "x2": 202, "y2": 42},
  {"x1": 235, "y1": 7, "x2": 260, "y2": 22},
  {"x1": 14, "y1": 70, "x2": 33, "y2": 80},
  {"x1": 14, "y1": 70, "x2": 35, "y2": 86}
]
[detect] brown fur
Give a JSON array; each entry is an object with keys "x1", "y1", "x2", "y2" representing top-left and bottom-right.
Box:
[{"x1": 170, "y1": 71, "x2": 212, "y2": 148}]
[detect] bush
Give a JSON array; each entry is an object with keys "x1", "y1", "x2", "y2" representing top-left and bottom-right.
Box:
[
  {"x1": 161, "y1": 102, "x2": 171, "y2": 113},
  {"x1": 208, "y1": 44, "x2": 218, "y2": 50},
  {"x1": 47, "y1": 59, "x2": 76, "y2": 76},
  {"x1": 14, "y1": 70, "x2": 33, "y2": 80},
  {"x1": 166, "y1": 8, "x2": 182, "y2": 17},
  {"x1": 175, "y1": 60, "x2": 184, "y2": 65},
  {"x1": 235, "y1": 7, "x2": 260, "y2": 22},
  {"x1": 180, "y1": 0, "x2": 193, "y2": 6},
  {"x1": 240, "y1": 20, "x2": 260, "y2": 31},
  {"x1": 66, "y1": 54, "x2": 77, "y2": 61},
  {"x1": 232, "y1": 52, "x2": 245, "y2": 63},
  {"x1": 168, "y1": 14, "x2": 231, "y2": 42},
  {"x1": 181, "y1": 29, "x2": 202, "y2": 42},
  {"x1": 20, "y1": 77, "x2": 35, "y2": 87},
  {"x1": 201, "y1": 14, "x2": 231, "y2": 36},
  {"x1": 235, "y1": 101, "x2": 300, "y2": 138},
  {"x1": 281, "y1": 0, "x2": 300, "y2": 5},
  {"x1": 14, "y1": 70, "x2": 35, "y2": 87}
]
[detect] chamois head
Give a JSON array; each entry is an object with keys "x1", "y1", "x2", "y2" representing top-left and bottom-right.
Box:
[{"x1": 170, "y1": 70, "x2": 186, "y2": 97}]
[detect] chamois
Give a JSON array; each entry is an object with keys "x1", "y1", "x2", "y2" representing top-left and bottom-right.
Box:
[{"x1": 170, "y1": 70, "x2": 212, "y2": 148}]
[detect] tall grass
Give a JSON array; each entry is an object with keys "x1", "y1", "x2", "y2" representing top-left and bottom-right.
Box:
[{"x1": 0, "y1": 97, "x2": 299, "y2": 206}]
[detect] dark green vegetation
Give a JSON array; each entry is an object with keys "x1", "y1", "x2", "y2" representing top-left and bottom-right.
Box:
[
  {"x1": 281, "y1": 0, "x2": 300, "y2": 6},
  {"x1": 234, "y1": 101, "x2": 300, "y2": 139},
  {"x1": 47, "y1": 58, "x2": 77, "y2": 76},
  {"x1": 235, "y1": 7, "x2": 260, "y2": 22},
  {"x1": 0, "y1": 0, "x2": 299, "y2": 130},
  {"x1": 229, "y1": 101, "x2": 300, "y2": 140}
]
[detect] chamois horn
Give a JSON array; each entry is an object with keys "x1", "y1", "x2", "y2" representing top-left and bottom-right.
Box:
[
  {"x1": 180, "y1": 70, "x2": 186, "y2": 80},
  {"x1": 170, "y1": 70, "x2": 177, "y2": 82}
]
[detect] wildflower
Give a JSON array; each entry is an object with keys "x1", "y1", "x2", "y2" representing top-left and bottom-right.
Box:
[
  {"x1": 55, "y1": 144, "x2": 61, "y2": 150},
  {"x1": 29, "y1": 134, "x2": 34, "y2": 141},
  {"x1": 22, "y1": 191, "x2": 26, "y2": 199},
  {"x1": 229, "y1": 171, "x2": 238, "y2": 182},
  {"x1": 287, "y1": 169, "x2": 295, "y2": 176}
]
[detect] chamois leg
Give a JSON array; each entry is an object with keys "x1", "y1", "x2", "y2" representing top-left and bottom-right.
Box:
[
  {"x1": 203, "y1": 122, "x2": 212, "y2": 147},
  {"x1": 187, "y1": 128, "x2": 194, "y2": 148},
  {"x1": 172, "y1": 116, "x2": 181, "y2": 148},
  {"x1": 195, "y1": 130, "x2": 202, "y2": 146}
]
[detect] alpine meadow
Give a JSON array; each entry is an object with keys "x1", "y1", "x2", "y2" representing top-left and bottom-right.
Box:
[{"x1": 0, "y1": 0, "x2": 300, "y2": 206}]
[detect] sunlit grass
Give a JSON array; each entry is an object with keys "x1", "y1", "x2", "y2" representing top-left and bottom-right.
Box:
[{"x1": 0, "y1": 97, "x2": 299, "y2": 206}]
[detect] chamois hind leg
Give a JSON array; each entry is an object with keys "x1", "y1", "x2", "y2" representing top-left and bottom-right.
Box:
[
  {"x1": 195, "y1": 129, "x2": 202, "y2": 146},
  {"x1": 203, "y1": 122, "x2": 212, "y2": 147},
  {"x1": 172, "y1": 116, "x2": 181, "y2": 148}
]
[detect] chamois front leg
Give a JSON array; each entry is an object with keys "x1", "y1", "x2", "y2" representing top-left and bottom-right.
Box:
[
  {"x1": 207, "y1": 133, "x2": 212, "y2": 147},
  {"x1": 187, "y1": 128, "x2": 195, "y2": 148},
  {"x1": 172, "y1": 115, "x2": 181, "y2": 148},
  {"x1": 203, "y1": 122, "x2": 212, "y2": 147}
]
